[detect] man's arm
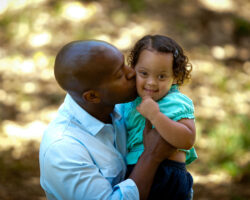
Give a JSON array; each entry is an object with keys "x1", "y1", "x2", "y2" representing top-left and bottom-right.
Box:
[
  {"x1": 41, "y1": 138, "x2": 138, "y2": 200},
  {"x1": 128, "y1": 120, "x2": 177, "y2": 200}
]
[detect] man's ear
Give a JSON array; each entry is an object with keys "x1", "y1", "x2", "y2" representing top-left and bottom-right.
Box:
[{"x1": 82, "y1": 90, "x2": 101, "y2": 103}]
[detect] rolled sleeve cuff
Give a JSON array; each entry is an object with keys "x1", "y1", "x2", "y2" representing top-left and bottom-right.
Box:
[{"x1": 114, "y1": 179, "x2": 139, "y2": 200}]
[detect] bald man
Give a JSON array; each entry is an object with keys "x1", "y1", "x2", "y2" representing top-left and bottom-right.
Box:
[{"x1": 39, "y1": 40, "x2": 176, "y2": 200}]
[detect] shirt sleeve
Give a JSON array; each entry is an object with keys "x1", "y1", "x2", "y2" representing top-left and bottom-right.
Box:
[
  {"x1": 159, "y1": 92, "x2": 195, "y2": 122},
  {"x1": 41, "y1": 137, "x2": 139, "y2": 200}
]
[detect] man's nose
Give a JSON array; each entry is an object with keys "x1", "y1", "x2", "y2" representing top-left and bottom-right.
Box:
[{"x1": 125, "y1": 65, "x2": 136, "y2": 80}]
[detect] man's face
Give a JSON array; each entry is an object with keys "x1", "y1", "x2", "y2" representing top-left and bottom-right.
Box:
[{"x1": 97, "y1": 49, "x2": 137, "y2": 105}]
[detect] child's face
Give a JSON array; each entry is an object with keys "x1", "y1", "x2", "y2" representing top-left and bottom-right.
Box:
[{"x1": 134, "y1": 50, "x2": 175, "y2": 101}]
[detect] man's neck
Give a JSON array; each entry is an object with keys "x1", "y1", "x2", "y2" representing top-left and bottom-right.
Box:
[
  {"x1": 87, "y1": 106, "x2": 113, "y2": 124},
  {"x1": 80, "y1": 102, "x2": 114, "y2": 124},
  {"x1": 70, "y1": 93, "x2": 114, "y2": 124}
]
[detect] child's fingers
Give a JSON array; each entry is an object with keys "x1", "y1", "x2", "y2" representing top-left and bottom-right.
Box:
[{"x1": 142, "y1": 95, "x2": 152, "y2": 101}]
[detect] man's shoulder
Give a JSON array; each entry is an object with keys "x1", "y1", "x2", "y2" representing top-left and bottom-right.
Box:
[{"x1": 40, "y1": 113, "x2": 80, "y2": 155}]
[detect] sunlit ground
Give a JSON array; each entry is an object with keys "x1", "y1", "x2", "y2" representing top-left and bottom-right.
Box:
[{"x1": 0, "y1": 0, "x2": 250, "y2": 199}]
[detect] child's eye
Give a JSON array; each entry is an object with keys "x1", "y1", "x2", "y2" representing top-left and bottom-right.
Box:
[
  {"x1": 139, "y1": 71, "x2": 147, "y2": 77},
  {"x1": 158, "y1": 74, "x2": 166, "y2": 80}
]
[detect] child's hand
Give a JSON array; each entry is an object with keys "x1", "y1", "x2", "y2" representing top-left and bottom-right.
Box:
[{"x1": 136, "y1": 96, "x2": 160, "y2": 121}]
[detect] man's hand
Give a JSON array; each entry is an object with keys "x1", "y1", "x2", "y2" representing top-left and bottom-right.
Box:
[
  {"x1": 128, "y1": 120, "x2": 177, "y2": 200},
  {"x1": 142, "y1": 119, "x2": 177, "y2": 163},
  {"x1": 136, "y1": 96, "x2": 160, "y2": 121}
]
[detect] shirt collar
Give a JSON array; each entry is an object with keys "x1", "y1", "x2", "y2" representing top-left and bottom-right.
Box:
[
  {"x1": 112, "y1": 106, "x2": 122, "y2": 121},
  {"x1": 63, "y1": 94, "x2": 121, "y2": 136}
]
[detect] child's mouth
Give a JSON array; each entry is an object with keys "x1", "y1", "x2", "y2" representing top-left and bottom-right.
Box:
[{"x1": 144, "y1": 88, "x2": 158, "y2": 94}]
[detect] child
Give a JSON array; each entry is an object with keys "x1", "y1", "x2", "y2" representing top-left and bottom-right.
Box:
[{"x1": 123, "y1": 35, "x2": 197, "y2": 200}]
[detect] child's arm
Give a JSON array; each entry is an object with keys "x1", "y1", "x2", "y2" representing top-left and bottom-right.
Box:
[{"x1": 137, "y1": 96, "x2": 196, "y2": 150}]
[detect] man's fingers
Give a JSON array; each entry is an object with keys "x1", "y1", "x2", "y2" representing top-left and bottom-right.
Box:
[{"x1": 143, "y1": 119, "x2": 152, "y2": 135}]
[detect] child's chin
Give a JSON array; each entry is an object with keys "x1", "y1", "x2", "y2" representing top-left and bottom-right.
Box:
[
  {"x1": 145, "y1": 95, "x2": 159, "y2": 101},
  {"x1": 154, "y1": 95, "x2": 164, "y2": 101}
]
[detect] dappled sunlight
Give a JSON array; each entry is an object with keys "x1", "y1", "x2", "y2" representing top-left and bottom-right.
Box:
[
  {"x1": 33, "y1": 13, "x2": 50, "y2": 32},
  {"x1": 12, "y1": 22, "x2": 30, "y2": 42},
  {"x1": 0, "y1": 52, "x2": 53, "y2": 81},
  {"x1": 61, "y1": 1, "x2": 98, "y2": 22},
  {"x1": 198, "y1": 95, "x2": 226, "y2": 119},
  {"x1": 223, "y1": 44, "x2": 237, "y2": 58},
  {"x1": 0, "y1": 90, "x2": 16, "y2": 107},
  {"x1": 192, "y1": 171, "x2": 231, "y2": 184},
  {"x1": 211, "y1": 46, "x2": 226, "y2": 60},
  {"x1": 19, "y1": 106, "x2": 59, "y2": 123},
  {"x1": 29, "y1": 32, "x2": 52, "y2": 47},
  {"x1": 2, "y1": 120, "x2": 46, "y2": 141},
  {"x1": 95, "y1": 23, "x2": 147, "y2": 50},
  {"x1": 111, "y1": 11, "x2": 128, "y2": 26},
  {"x1": 114, "y1": 33, "x2": 132, "y2": 50},
  {"x1": 0, "y1": 56, "x2": 35, "y2": 74},
  {"x1": 199, "y1": 0, "x2": 235, "y2": 12},
  {"x1": 0, "y1": 106, "x2": 57, "y2": 153},
  {"x1": 0, "y1": 0, "x2": 8, "y2": 14},
  {"x1": 243, "y1": 61, "x2": 250, "y2": 74},
  {"x1": 113, "y1": 22, "x2": 159, "y2": 50},
  {"x1": 237, "y1": 1, "x2": 250, "y2": 20},
  {"x1": 191, "y1": 58, "x2": 249, "y2": 117},
  {"x1": 23, "y1": 82, "x2": 37, "y2": 94},
  {"x1": 232, "y1": 92, "x2": 250, "y2": 115},
  {"x1": 199, "y1": 0, "x2": 250, "y2": 22},
  {"x1": 95, "y1": 34, "x2": 112, "y2": 43},
  {"x1": 33, "y1": 52, "x2": 49, "y2": 69},
  {"x1": 0, "y1": 0, "x2": 250, "y2": 199},
  {"x1": 0, "y1": 0, "x2": 47, "y2": 14},
  {"x1": 192, "y1": 60, "x2": 215, "y2": 74},
  {"x1": 0, "y1": 89, "x2": 7, "y2": 102}
]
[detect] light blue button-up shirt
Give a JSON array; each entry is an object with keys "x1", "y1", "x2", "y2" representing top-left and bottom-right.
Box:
[{"x1": 39, "y1": 94, "x2": 139, "y2": 200}]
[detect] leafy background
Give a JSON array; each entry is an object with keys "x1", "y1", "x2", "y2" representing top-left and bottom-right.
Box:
[{"x1": 0, "y1": 0, "x2": 249, "y2": 199}]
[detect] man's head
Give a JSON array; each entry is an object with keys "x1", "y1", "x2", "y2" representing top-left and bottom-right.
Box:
[{"x1": 54, "y1": 40, "x2": 137, "y2": 106}]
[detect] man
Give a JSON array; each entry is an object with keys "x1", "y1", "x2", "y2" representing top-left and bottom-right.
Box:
[{"x1": 39, "y1": 40, "x2": 176, "y2": 200}]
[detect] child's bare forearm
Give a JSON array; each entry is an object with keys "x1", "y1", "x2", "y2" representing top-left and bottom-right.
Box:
[{"x1": 150, "y1": 113, "x2": 196, "y2": 149}]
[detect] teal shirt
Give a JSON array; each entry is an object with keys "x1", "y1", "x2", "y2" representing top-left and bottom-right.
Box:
[{"x1": 122, "y1": 84, "x2": 198, "y2": 165}]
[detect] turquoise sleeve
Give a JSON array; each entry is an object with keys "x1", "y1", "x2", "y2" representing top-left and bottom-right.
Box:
[{"x1": 158, "y1": 92, "x2": 195, "y2": 122}]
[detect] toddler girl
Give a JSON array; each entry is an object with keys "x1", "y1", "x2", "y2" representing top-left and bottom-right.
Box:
[{"x1": 123, "y1": 35, "x2": 197, "y2": 200}]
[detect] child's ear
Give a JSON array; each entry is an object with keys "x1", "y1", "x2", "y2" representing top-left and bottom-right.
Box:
[{"x1": 82, "y1": 90, "x2": 101, "y2": 103}]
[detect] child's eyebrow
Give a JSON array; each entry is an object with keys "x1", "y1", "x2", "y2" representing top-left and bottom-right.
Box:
[{"x1": 136, "y1": 66, "x2": 147, "y2": 70}]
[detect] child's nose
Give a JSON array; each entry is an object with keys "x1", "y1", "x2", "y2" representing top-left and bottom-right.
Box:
[
  {"x1": 125, "y1": 65, "x2": 136, "y2": 80},
  {"x1": 147, "y1": 77, "x2": 157, "y2": 85}
]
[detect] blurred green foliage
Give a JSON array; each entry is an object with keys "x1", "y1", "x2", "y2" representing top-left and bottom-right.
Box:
[{"x1": 234, "y1": 17, "x2": 250, "y2": 36}]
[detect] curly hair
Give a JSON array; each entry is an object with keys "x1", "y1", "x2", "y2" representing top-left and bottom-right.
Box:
[{"x1": 128, "y1": 35, "x2": 192, "y2": 85}]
